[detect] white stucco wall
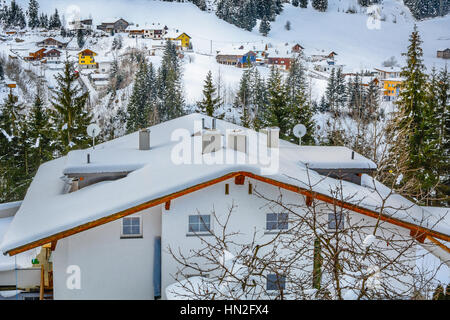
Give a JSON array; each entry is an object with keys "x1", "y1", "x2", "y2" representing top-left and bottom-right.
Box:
[
  {"x1": 51, "y1": 176, "x2": 417, "y2": 300},
  {"x1": 52, "y1": 205, "x2": 162, "y2": 300}
]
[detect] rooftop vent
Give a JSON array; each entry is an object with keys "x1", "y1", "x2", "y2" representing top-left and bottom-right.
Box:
[
  {"x1": 227, "y1": 129, "x2": 247, "y2": 154},
  {"x1": 202, "y1": 118, "x2": 221, "y2": 154},
  {"x1": 261, "y1": 127, "x2": 279, "y2": 149},
  {"x1": 139, "y1": 129, "x2": 150, "y2": 150}
]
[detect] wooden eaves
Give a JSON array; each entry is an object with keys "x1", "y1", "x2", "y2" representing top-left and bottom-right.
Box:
[{"x1": 5, "y1": 171, "x2": 450, "y2": 256}]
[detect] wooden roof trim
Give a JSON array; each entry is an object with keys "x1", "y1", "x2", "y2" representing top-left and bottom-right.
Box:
[
  {"x1": 426, "y1": 235, "x2": 450, "y2": 254},
  {"x1": 6, "y1": 171, "x2": 450, "y2": 256}
]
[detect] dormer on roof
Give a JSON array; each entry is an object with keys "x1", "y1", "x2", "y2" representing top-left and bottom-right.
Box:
[{"x1": 297, "y1": 146, "x2": 377, "y2": 185}]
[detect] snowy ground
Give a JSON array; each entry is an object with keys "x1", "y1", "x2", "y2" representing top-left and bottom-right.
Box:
[{"x1": 7, "y1": 0, "x2": 449, "y2": 107}]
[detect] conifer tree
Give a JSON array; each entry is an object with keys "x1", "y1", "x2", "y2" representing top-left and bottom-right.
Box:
[
  {"x1": 27, "y1": 92, "x2": 55, "y2": 172},
  {"x1": 77, "y1": 29, "x2": 85, "y2": 49},
  {"x1": 263, "y1": 67, "x2": 290, "y2": 138},
  {"x1": 127, "y1": 61, "x2": 158, "y2": 133},
  {"x1": 0, "y1": 61, "x2": 4, "y2": 80},
  {"x1": 251, "y1": 68, "x2": 267, "y2": 130},
  {"x1": 39, "y1": 13, "x2": 48, "y2": 29},
  {"x1": 259, "y1": 16, "x2": 271, "y2": 36},
  {"x1": 0, "y1": 93, "x2": 26, "y2": 201},
  {"x1": 393, "y1": 25, "x2": 439, "y2": 203},
  {"x1": 300, "y1": 0, "x2": 308, "y2": 8},
  {"x1": 27, "y1": 0, "x2": 39, "y2": 29},
  {"x1": 50, "y1": 60, "x2": 91, "y2": 155},
  {"x1": 157, "y1": 41, "x2": 185, "y2": 122},
  {"x1": 286, "y1": 57, "x2": 315, "y2": 144},
  {"x1": 312, "y1": 0, "x2": 328, "y2": 12},
  {"x1": 197, "y1": 70, "x2": 221, "y2": 117},
  {"x1": 235, "y1": 68, "x2": 253, "y2": 128}
]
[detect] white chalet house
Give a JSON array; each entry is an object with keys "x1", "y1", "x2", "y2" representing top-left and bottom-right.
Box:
[{"x1": 0, "y1": 114, "x2": 448, "y2": 300}]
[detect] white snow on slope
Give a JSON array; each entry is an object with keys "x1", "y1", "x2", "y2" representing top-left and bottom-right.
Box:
[{"x1": 11, "y1": 0, "x2": 450, "y2": 105}]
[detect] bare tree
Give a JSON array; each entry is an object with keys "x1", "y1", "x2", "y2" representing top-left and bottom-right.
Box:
[{"x1": 166, "y1": 172, "x2": 447, "y2": 300}]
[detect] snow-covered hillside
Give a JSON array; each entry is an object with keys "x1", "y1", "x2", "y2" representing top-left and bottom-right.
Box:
[{"x1": 7, "y1": 0, "x2": 449, "y2": 106}]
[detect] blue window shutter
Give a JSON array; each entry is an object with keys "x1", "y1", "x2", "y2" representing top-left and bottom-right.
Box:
[{"x1": 153, "y1": 237, "x2": 162, "y2": 298}]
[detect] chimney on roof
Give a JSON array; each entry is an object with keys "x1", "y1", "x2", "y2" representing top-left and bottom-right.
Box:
[
  {"x1": 139, "y1": 129, "x2": 150, "y2": 150},
  {"x1": 261, "y1": 127, "x2": 279, "y2": 149},
  {"x1": 202, "y1": 121, "x2": 222, "y2": 154},
  {"x1": 351, "y1": 151, "x2": 355, "y2": 160},
  {"x1": 227, "y1": 129, "x2": 247, "y2": 154}
]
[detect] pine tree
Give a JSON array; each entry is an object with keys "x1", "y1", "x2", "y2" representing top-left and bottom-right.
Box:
[
  {"x1": 49, "y1": 9, "x2": 62, "y2": 30},
  {"x1": 0, "y1": 61, "x2": 4, "y2": 80},
  {"x1": 394, "y1": 25, "x2": 439, "y2": 203},
  {"x1": 325, "y1": 68, "x2": 337, "y2": 113},
  {"x1": 157, "y1": 41, "x2": 185, "y2": 122},
  {"x1": 263, "y1": 67, "x2": 291, "y2": 138},
  {"x1": 428, "y1": 66, "x2": 449, "y2": 205},
  {"x1": 39, "y1": 13, "x2": 48, "y2": 29},
  {"x1": 27, "y1": 0, "x2": 40, "y2": 29},
  {"x1": 235, "y1": 68, "x2": 253, "y2": 128},
  {"x1": 77, "y1": 29, "x2": 85, "y2": 49},
  {"x1": 300, "y1": 0, "x2": 308, "y2": 8},
  {"x1": 312, "y1": 0, "x2": 328, "y2": 12},
  {"x1": 127, "y1": 61, "x2": 158, "y2": 133},
  {"x1": 292, "y1": 0, "x2": 299, "y2": 7},
  {"x1": 285, "y1": 20, "x2": 291, "y2": 31},
  {"x1": 197, "y1": 71, "x2": 221, "y2": 117},
  {"x1": 0, "y1": 93, "x2": 26, "y2": 202},
  {"x1": 259, "y1": 16, "x2": 271, "y2": 36},
  {"x1": 27, "y1": 93, "x2": 54, "y2": 176},
  {"x1": 251, "y1": 68, "x2": 267, "y2": 130},
  {"x1": 286, "y1": 56, "x2": 315, "y2": 144},
  {"x1": 50, "y1": 60, "x2": 92, "y2": 155}
]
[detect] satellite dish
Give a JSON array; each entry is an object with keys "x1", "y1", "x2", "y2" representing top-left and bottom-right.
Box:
[
  {"x1": 293, "y1": 124, "x2": 307, "y2": 138},
  {"x1": 293, "y1": 124, "x2": 307, "y2": 145},
  {"x1": 87, "y1": 123, "x2": 101, "y2": 149},
  {"x1": 87, "y1": 123, "x2": 101, "y2": 138}
]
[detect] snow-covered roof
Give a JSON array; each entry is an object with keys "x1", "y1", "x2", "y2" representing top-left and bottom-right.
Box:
[
  {"x1": 381, "y1": 77, "x2": 404, "y2": 82},
  {"x1": 374, "y1": 67, "x2": 402, "y2": 73},
  {"x1": 1, "y1": 114, "x2": 448, "y2": 255},
  {"x1": 0, "y1": 216, "x2": 38, "y2": 271},
  {"x1": 297, "y1": 146, "x2": 376, "y2": 170},
  {"x1": 0, "y1": 201, "x2": 22, "y2": 219}
]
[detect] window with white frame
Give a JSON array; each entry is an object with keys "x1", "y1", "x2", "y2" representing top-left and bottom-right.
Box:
[
  {"x1": 188, "y1": 215, "x2": 211, "y2": 233},
  {"x1": 121, "y1": 216, "x2": 142, "y2": 238},
  {"x1": 266, "y1": 274, "x2": 286, "y2": 291},
  {"x1": 328, "y1": 211, "x2": 344, "y2": 230},
  {"x1": 266, "y1": 213, "x2": 289, "y2": 231}
]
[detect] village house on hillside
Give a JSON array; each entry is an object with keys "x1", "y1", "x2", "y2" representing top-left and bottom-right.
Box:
[
  {"x1": 0, "y1": 114, "x2": 448, "y2": 300},
  {"x1": 78, "y1": 49, "x2": 98, "y2": 69},
  {"x1": 68, "y1": 18, "x2": 93, "y2": 32},
  {"x1": 97, "y1": 18, "x2": 130, "y2": 33},
  {"x1": 164, "y1": 31, "x2": 192, "y2": 49},
  {"x1": 36, "y1": 37, "x2": 68, "y2": 49},
  {"x1": 437, "y1": 48, "x2": 450, "y2": 59},
  {"x1": 216, "y1": 49, "x2": 256, "y2": 67}
]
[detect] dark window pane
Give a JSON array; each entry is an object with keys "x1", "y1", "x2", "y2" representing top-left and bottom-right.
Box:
[
  {"x1": 123, "y1": 219, "x2": 131, "y2": 226},
  {"x1": 267, "y1": 274, "x2": 286, "y2": 291},
  {"x1": 266, "y1": 221, "x2": 277, "y2": 230},
  {"x1": 131, "y1": 226, "x2": 140, "y2": 234},
  {"x1": 189, "y1": 216, "x2": 198, "y2": 224},
  {"x1": 123, "y1": 226, "x2": 132, "y2": 235}
]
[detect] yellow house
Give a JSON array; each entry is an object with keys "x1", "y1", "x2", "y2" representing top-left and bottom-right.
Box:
[
  {"x1": 382, "y1": 78, "x2": 403, "y2": 101},
  {"x1": 168, "y1": 32, "x2": 191, "y2": 49},
  {"x1": 78, "y1": 49, "x2": 97, "y2": 69}
]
